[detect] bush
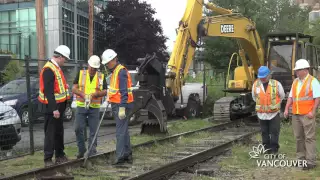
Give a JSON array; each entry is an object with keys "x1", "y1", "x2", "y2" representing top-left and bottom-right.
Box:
[{"x1": 2, "y1": 60, "x2": 25, "y2": 83}]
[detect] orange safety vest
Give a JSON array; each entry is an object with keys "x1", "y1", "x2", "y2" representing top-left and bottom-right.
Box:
[
  {"x1": 38, "y1": 61, "x2": 70, "y2": 104},
  {"x1": 292, "y1": 74, "x2": 315, "y2": 115},
  {"x1": 108, "y1": 64, "x2": 134, "y2": 103},
  {"x1": 76, "y1": 70, "x2": 104, "y2": 108},
  {"x1": 253, "y1": 79, "x2": 281, "y2": 113}
]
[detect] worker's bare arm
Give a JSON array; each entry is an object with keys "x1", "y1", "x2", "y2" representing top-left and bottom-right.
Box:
[{"x1": 72, "y1": 84, "x2": 85, "y2": 98}]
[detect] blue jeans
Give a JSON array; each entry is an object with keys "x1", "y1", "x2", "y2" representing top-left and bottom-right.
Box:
[
  {"x1": 111, "y1": 103, "x2": 132, "y2": 161},
  {"x1": 74, "y1": 107, "x2": 100, "y2": 156}
]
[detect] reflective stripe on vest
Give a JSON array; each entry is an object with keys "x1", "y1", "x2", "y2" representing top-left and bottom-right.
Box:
[
  {"x1": 292, "y1": 75, "x2": 315, "y2": 115},
  {"x1": 107, "y1": 64, "x2": 134, "y2": 103},
  {"x1": 253, "y1": 79, "x2": 281, "y2": 113},
  {"x1": 38, "y1": 61, "x2": 70, "y2": 104},
  {"x1": 76, "y1": 70, "x2": 104, "y2": 108}
]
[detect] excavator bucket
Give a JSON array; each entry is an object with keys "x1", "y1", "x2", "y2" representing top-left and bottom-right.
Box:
[
  {"x1": 128, "y1": 91, "x2": 168, "y2": 134},
  {"x1": 127, "y1": 53, "x2": 175, "y2": 135}
]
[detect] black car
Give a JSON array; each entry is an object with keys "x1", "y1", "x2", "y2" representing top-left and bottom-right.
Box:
[{"x1": 0, "y1": 77, "x2": 74, "y2": 127}]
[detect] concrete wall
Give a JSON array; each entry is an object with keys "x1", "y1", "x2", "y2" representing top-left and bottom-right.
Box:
[{"x1": 47, "y1": 0, "x2": 61, "y2": 57}]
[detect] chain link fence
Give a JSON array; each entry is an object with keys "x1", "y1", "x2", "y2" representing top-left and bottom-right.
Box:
[
  {"x1": 185, "y1": 66, "x2": 228, "y2": 117},
  {"x1": 0, "y1": 58, "x2": 301, "y2": 161},
  {"x1": 0, "y1": 56, "x2": 89, "y2": 161},
  {"x1": 0, "y1": 55, "x2": 148, "y2": 161}
]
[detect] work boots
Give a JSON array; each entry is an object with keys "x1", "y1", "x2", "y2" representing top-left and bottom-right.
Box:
[
  {"x1": 44, "y1": 159, "x2": 54, "y2": 167},
  {"x1": 55, "y1": 156, "x2": 69, "y2": 164},
  {"x1": 125, "y1": 155, "x2": 133, "y2": 164}
]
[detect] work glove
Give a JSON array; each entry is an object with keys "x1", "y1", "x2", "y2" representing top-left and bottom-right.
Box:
[{"x1": 118, "y1": 107, "x2": 126, "y2": 120}]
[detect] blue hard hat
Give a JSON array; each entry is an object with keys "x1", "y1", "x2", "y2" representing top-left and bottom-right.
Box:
[{"x1": 257, "y1": 66, "x2": 270, "y2": 78}]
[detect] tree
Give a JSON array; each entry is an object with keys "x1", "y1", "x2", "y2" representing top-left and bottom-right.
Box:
[
  {"x1": 0, "y1": 50, "x2": 25, "y2": 84},
  {"x1": 102, "y1": 0, "x2": 169, "y2": 65},
  {"x1": 202, "y1": 0, "x2": 310, "y2": 69},
  {"x1": 304, "y1": 19, "x2": 320, "y2": 45}
]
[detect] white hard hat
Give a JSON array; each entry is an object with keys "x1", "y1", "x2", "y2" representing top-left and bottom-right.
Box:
[
  {"x1": 293, "y1": 59, "x2": 310, "y2": 70},
  {"x1": 101, "y1": 49, "x2": 117, "y2": 65},
  {"x1": 88, "y1": 55, "x2": 101, "y2": 68},
  {"x1": 54, "y1": 45, "x2": 70, "y2": 60}
]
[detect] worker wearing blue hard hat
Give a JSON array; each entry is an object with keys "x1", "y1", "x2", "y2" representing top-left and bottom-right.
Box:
[
  {"x1": 252, "y1": 66, "x2": 285, "y2": 155},
  {"x1": 257, "y1": 66, "x2": 271, "y2": 79}
]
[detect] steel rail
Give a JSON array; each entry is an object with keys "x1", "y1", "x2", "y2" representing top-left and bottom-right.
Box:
[
  {"x1": 0, "y1": 118, "x2": 245, "y2": 180},
  {"x1": 127, "y1": 129, "x2": 260, "y2": 180}
]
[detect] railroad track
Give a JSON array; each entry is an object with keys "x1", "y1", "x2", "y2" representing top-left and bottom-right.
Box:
[
  {"x1": 0, "y1": 117, "x2": 259, "y2": 180},
  {"x1": 0, "y1": 118, "x2": 185, "y2": 161}
]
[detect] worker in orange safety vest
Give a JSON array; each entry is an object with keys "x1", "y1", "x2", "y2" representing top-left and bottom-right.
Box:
[
  {"x1": 252, "y1": 66, "x2": 285, "y2": 155},
  {"x1": 38, "y1": 45, "x2": 71, "y2": 167},
  {"x1": 284, "y1": 59, "x2": 320, "y2": 170},
  {"x1": 101, "y1": 49, "x2": 134, "y2": 166}
]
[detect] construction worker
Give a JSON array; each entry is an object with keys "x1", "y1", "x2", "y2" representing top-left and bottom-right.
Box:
[
  {"x1": 252, "y1": 66, "x2": 285, "y2": 155},
  {"x1": 284, "y1": 59, "x2": 320, "y2": 170},
  {"x1": 72, "y1": 55, "x2": 108, "y2": 159},
  {"x1": 101, "y1": 49, "x2": 134, "y2": 165},
  {"x1": 38, "y1": 45, "x2": 71, "y2": 167}
]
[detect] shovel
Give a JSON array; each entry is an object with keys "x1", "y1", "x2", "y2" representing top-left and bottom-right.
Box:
[{"x1": 82, "y1": 101, "x2": 109, "y2": 168}]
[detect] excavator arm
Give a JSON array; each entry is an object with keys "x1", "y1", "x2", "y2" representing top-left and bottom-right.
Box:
[
  {"x1": 129, "y1": 0, "x2": 266, "y2": 134},
  {"x1": 166, "y1": 0, "x2": 264, "y2": 100}
]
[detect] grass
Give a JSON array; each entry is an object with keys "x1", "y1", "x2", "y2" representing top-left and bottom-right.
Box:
[
  {"x1": 0, "y1": 118, "x2": 216, "y2": 177},
  {"x1": 217, "y1": 121, "x2": 320, "y2": 179}
]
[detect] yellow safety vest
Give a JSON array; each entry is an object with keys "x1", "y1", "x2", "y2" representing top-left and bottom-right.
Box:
[{"x1": 76, "y1": 70, "x2": 104, "y2": 108}]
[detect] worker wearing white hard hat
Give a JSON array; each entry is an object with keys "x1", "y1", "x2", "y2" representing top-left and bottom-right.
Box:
[
  {"x1": 38, "y1": 45, "x2": 71, "y2": 167},
  {"x1": 101, "y1": 49, "x2": 134, "y2": 165},
  {"x1": 284, "y1": 59, "x2": 320, "y2": 170},
  {"x1": 72, "y1": 55, "x2": 108, "y2": 159}
]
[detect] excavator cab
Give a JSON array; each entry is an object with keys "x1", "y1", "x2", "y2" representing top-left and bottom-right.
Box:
[
  {"x1": 218, "y1": 32, "x2": 320, "y2": 121},
  {"x1": 265, "y1": 33, "x2": 320, "y2": 93}
]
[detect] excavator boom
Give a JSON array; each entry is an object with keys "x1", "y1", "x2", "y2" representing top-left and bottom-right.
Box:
[{"x1": 128, "y1": 1, "x2": 319, "y2": 134}]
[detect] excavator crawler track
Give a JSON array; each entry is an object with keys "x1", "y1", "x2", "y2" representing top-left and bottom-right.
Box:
[{"x1": 213, "y1": 96, "x2": 237, "y2": 121}]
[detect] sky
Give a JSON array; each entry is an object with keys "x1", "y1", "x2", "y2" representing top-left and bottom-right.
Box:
[{"x1": 144, "y1": 0, "x2": 188, "y2": 52}]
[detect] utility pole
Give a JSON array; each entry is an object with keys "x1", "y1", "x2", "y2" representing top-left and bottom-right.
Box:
[
  {"x1": 88, "y1": 0, "x2": 94, "y2": 59},
  {"x1": 35, "y1": 0, "x2": 46, "y2": 74}
]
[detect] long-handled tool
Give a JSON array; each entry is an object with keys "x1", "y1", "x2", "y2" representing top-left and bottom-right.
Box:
[{"x1": 82, "y1": 101, "x2": 109, "y2": 168}]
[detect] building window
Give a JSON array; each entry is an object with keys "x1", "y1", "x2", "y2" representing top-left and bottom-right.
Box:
[{"x1": 0, "y1": 6, "x2": 48, "y2": 59}]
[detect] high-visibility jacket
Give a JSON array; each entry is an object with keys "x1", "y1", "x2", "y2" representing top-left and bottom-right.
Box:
[
  {"x1": 253, "y1": 79, "x2": 281, "y2": 113},
  {"x1": 108, "y1": 64, "x2": 133, "y2": 103},
  {"x1": 76, "y1": 70, "x2": 104, "y2": 108},
  {"x1": 38, "y1": 61, "x2": 70, "y2": 104},
  {"x1": 292, "y1": 74, "x2": 315, "y2": 115}
]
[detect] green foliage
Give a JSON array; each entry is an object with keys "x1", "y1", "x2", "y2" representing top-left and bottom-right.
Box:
[
  {"x1": 102, "y1": 0, "x2": 169, "y2": 64},
  {"x1": 2, "y1": 61, "x2": 25, "y2": 83},
  {"x1": 304, "y1": 19, "x2": 320, "y2": 45},
  {"x1": 0, "y1": 50, "x2": 25, "y2": 84}
]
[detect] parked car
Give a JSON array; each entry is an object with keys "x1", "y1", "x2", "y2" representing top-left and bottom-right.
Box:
[
  {"x1": 0, "y1": 77, "x2": 74, "y2": 127},
  {"x1": 71, "y1": 70, "x2": 139, "y2": 119},
  {"x1": 0, "y1": 97, "x2": 21, "y2": 151}
]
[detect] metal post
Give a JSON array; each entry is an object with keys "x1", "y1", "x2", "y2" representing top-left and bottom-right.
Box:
[
  {"x1": 25, "y1": 55, "x2": 34, "y2": 155},
  {"x1": 224, "y1": 71, "x2": 227, "y2": 97},
  {"x1": 203, "y1": 64, "x2": 206, "y2": 104},
  {"x1": 74, "y1": 0, "x2": 78, "y2": 71}
]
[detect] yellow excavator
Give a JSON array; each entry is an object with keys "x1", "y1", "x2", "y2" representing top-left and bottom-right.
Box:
[{"x1": 128, "y1": 0, "x2": 320, "y2": 134}]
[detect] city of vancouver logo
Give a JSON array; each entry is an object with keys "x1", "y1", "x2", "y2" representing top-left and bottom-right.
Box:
[
  {"x1": 248, "y1": 143, "x2": 307, "y2": 168},
  {"x1": 249, "y1": 144, "x2": 269, "y2": 159}
]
